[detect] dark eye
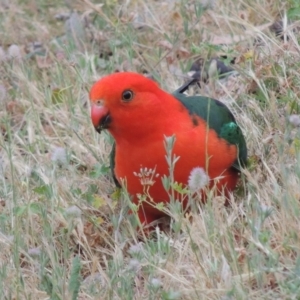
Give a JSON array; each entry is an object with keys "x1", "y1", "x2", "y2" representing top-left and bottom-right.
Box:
[{"x1": 122, "y1": 90, "x2": 134, "y2": 102}]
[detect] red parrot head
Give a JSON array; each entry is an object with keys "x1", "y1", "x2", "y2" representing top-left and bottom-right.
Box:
[{"x1": 89, "y1": 72, "x2": 168, "y2": 139}]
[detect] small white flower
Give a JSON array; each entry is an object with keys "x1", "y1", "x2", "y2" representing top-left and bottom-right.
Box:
[
  {"x1": 128, "y1": 242, "x2": 144, "y2": 255},
  {"x1": 260, "y1": 204, "x2": 268, "y2": 213},
  {"x1": 65, "y1": 205, "x2": 81, "y2": 217},
  {"x1": 7, "y1": 44, "x2": 22, "y2": 61},
  {"x1": 83, "y1": 272, "x2": 104, "y2": 287},
  {"x1": 289, "y1": 114, "x2": 300, "y2": 127},
  {"x1": 188, "y1": 167, "x2": 210, "y2": 192},
  {"x1": 128, "y1": 259, "x2": 140, "y2": 271},
  {"x1": 149, "y1": 278, "x2": 162, "y2": 289},
  {"x1": 133, "y1": 166, "x2": 159, "y2": 186},
  {"x1": 28, "y1": 247, "x2": 41, "y2": 258},
  {"x1": 51, "y1": 147, "x2": 68, "y2": 165}
]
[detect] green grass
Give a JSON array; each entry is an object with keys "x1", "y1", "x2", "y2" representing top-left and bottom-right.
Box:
[{"x1": 1, "y1": 0, "x2": 300, "y2": 299}]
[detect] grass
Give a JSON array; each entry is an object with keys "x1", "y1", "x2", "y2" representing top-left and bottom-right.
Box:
[{"x1": 1, "y1": 0, "x2": 300, "y2": 299}]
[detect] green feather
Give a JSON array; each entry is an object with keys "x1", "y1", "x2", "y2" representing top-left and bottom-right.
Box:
[{"x1": 172, "y1": 91, "x2": 247, "y2": 171}]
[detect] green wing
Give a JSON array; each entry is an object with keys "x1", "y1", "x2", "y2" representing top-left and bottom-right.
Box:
[
  {"x1": 172, "y1": 91, "x2": 247, "y2": 171},
  {"x1": 110, "y1": 142, "x2": 121, "y2": 188}
]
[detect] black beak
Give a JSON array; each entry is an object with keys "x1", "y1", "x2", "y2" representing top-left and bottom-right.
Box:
[{"x1": 95, "y1": 113, "x2": 112, "y2": 134}]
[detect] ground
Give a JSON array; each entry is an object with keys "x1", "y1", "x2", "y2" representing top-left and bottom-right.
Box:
[{"x1": 1, "y1": 0, "x2": 300, "y2": 299}]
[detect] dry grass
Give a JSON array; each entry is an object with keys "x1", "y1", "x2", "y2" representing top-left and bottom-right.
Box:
[{"x1": 1, "y1": 0, "x2": 300, "y2": 299}]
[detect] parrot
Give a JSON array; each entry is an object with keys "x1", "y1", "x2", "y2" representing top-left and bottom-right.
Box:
[{"x1": 89, "y1": 72, "x2": 247, "y2": 226}]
